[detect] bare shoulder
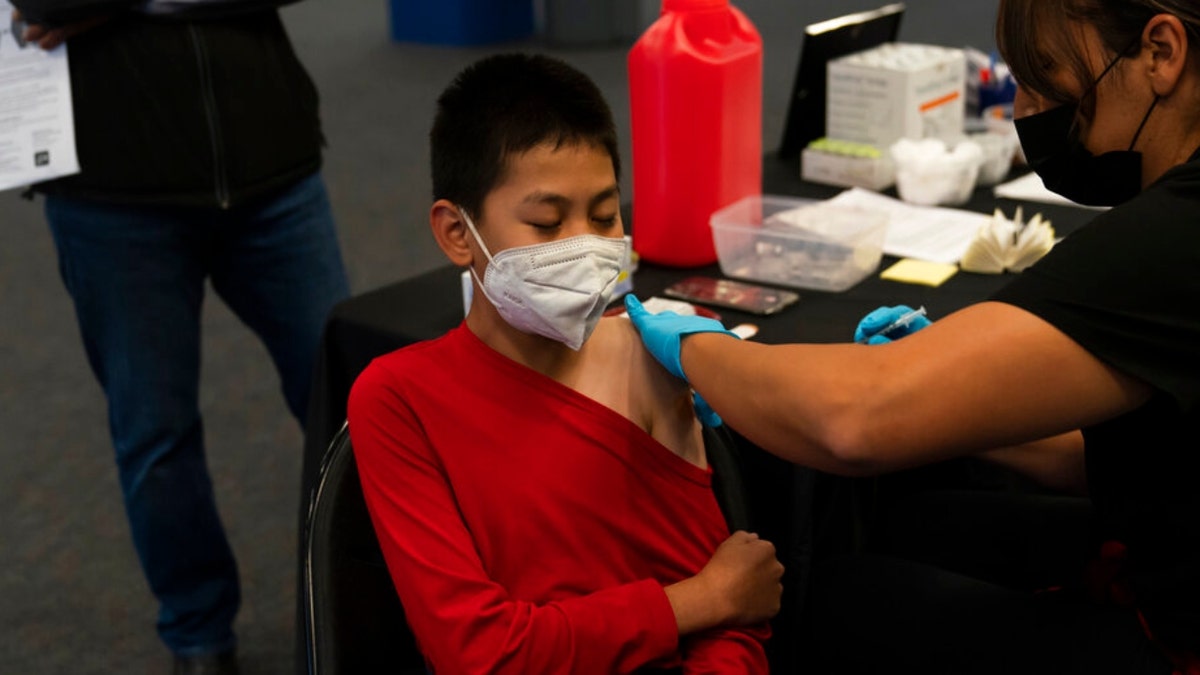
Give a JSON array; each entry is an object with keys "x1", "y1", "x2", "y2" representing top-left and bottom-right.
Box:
[
  {"x1": 602, "y1": 315, "x2": 690, "y2": 393},
  {"x1": 598, "y1": 315, "x2": 705, "y2": 463}
]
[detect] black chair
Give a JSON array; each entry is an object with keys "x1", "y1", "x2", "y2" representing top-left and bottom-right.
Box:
[
  {"x1": 301, "y1": 422, "x2": 425, "y2": 674},
  {"x1": 301, "y1": 421, "x2": 765, "y2": 674}
]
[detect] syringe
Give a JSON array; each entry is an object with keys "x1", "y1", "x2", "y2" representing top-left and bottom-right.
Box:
[{"x1": 856, "y1": 305, "x2": 927, "y2": 344}]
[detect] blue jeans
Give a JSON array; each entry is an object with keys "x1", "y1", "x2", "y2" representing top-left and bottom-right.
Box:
[{"x1": 46, "y1": 172, "x2": 350, "y2": 657}]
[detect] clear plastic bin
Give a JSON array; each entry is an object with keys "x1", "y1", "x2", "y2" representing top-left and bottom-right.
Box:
[{"x1": 709, "y1": 195, "x2": 889, "y2": 292}]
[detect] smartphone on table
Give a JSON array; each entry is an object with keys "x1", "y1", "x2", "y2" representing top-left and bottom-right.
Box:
[{"x1": 663, "y1": 276, "x2": 799, "y2": 316}]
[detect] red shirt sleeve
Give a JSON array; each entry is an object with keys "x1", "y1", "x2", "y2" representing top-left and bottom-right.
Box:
[
  {"x1": 348, "y1": 362, "x2": 682, "y2": 675},
  {"x1": 680, "y1": 625, "x2": 771, "y2": 674}
]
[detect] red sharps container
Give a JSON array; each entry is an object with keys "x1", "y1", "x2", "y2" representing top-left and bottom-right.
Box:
[{"x1": 628, "y1": 0, "x2": 763, "y2": 267}]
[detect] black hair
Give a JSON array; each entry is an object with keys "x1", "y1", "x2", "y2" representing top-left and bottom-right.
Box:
[
  {"x1": 430, "y1": 53, "x2": 620, "y2": 220},
  {"x1": 997, "y1": 0, "x2": 1200, "y2": 105}
]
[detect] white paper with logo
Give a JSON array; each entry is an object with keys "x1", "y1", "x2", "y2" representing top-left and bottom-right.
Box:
[{"x1": 0, "y1": 1, "x2": 80, "y2": 192}]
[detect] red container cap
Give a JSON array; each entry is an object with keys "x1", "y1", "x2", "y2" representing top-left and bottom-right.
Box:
[{"x1": 663, "y1": 0, "x2": 729, "y2": 10}]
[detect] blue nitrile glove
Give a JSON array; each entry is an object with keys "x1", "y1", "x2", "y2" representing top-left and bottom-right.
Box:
[
  {"x1": 624, "y1": 295, "x2": 738, "y2": 427},
  {"x1": 624, "y1": 294, "x2": 739, "y2": 380},
  {"x1": 691, "y1": 391, "x2": 724, "y2": 428},
  {"x1": 854, "y1": 305, "x2": 932, "y2": 345}
]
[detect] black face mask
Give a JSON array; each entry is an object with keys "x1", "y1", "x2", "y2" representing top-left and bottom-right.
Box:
[{"x1": 1014, "y1": 46, "x2": 1158, "y2": 208}]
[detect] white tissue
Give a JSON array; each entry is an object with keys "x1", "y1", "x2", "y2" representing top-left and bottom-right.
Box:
[{"x1": 891, "y1": 138, "x2": 984, "y2": 206}]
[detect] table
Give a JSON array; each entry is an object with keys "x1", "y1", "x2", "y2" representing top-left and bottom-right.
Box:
[{"x1": 297, "y1": 153, "x2": 1095, "y2": 671}]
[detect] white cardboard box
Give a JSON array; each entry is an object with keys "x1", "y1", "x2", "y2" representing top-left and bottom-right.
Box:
[
  {"x1": 801, "y1": 147, "x2": 895, "y2": 191},
  {"x1": 826, "y1": 43, "x2": 966, "y2": 149}
]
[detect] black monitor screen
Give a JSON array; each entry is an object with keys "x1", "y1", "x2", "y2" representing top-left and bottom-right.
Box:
[{"x1": 778, "y1": 3, "x2": 905, "y2": 160}]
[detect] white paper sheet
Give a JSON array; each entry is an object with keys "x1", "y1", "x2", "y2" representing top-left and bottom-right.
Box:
[
  {"x1": 992, "y1": 171, "x2": 1109, "y2": 211},
  {"x1": 825, "y1": 187, "x2": 988, "y2": 264},
  {"x1": 0, "y1": 1, "x2": 80, "y2": 192}
]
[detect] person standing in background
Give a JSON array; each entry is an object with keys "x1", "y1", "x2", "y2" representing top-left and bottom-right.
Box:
[{"x1": 12, "y1": 1, "x2": 349, "y2": 673}]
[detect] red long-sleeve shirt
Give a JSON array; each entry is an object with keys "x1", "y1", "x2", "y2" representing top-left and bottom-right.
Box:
[{"x1": 348, "y1": 323, "x2": 769, "y2": 674}]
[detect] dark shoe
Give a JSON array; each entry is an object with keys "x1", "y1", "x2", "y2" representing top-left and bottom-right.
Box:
[{"x1": 173, "y1": 649, "x2": 240, "y2": 675}]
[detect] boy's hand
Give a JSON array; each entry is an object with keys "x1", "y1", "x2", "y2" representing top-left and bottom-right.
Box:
[
  {"x1": 664, "y1": 531, "x2": 783, "y2": 635},
  {"x1": 697, "y1": 531, "x2": 783, "y2": 626}
]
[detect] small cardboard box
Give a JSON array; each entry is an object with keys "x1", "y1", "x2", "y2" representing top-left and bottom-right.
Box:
[
  {"x1": 801, "y1": 147, "x2": 895, "y2": 191},
  {"x1": 826, "y1": 43, "x2": 966, "y2": 149}
]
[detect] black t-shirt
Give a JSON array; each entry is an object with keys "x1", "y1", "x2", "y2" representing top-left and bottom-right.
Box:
[{"x1": 992, "y1": 153, "x2": 1200, "y2": 653}]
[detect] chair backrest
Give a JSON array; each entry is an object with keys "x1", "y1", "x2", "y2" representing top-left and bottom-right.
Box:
[
  {"x1": 301, "y1": 421, "x2": 755, "y2": 674},
  {"x1": 302, "y1": 423, "x2": 425, "y2": 675},
  {"x1": 704, "y1": 424, "x2": 755, "y2": 533}
]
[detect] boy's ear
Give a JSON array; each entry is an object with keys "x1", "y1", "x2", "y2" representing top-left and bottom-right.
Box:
[{"x1": 430, "y1": 199, "x2": 474, "y2": 267}]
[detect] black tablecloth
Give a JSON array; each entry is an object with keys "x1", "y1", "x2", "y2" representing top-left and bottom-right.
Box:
[{"x1": 296, "y1": 152, "x2": 1095, "y2": 672}]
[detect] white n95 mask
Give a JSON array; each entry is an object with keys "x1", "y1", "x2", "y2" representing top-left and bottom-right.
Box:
[{"x1": 460, "y1": 207, "x2": 627, "y2": 351}]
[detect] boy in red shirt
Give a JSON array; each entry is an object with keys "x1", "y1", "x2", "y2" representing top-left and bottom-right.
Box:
[{"x1": 348, "y1": 53, "x2": 781, "y2": 673}]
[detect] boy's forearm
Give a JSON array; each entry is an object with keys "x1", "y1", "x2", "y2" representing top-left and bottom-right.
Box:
[{"x1": 664, "y1": 575, "x2": 726, "y2": 636}]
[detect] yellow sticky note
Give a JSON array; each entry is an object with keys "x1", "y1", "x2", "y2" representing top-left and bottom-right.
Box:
[{"x1": 880, "y1": 258, "x2": 959, "y2": 287}]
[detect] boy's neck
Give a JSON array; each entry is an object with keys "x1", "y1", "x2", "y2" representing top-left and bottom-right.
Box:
[{"x1": 465, "y1": 305, "x2": 588, "y2": 378}]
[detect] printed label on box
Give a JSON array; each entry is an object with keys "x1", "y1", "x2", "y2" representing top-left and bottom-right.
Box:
[{"x1": 826, "y1": 43, "x2": 966, "y2": 149}]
